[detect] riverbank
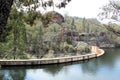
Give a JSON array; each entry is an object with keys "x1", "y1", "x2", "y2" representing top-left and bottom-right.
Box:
[{"x1": 0, "y1": 46, "x2": 104, "y2": 66}]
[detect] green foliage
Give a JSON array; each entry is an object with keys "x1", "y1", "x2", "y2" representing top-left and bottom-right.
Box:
[
  {"x1": 10, "y1": 19, "x2": 28, "y2": 59},
  {"x1": 0, "y1": 0, "x2": 72, "y2": 42},
  {"x1": 0, "y1": 6, "x2": 29, "y2": 59},
  {"x1": 48, "y1": 49, "x2": 54, "y2": 54},
  {"x1": 0, "y1": 36, "x2": 13, "y2": 59},
  {"x1": 84, "y1": 47, "x2": 90, "y2": 53},
  {"x1": 76, "y1": 44, "x2": 90, "y2": 53},
  {"x1": 2, "y1": 4, "x2": 120, "y2": 59},
  {"x1": 24, "y1": 11, "x2": 42, "y2": 26},
  {"x1": 45, "y1": 49, "x2": 55, "y2": 58},
  {"x1": 67, "y1": 44, "x2": 75, "y2": 52},
  {"x1": 104, "y1": 23, "x2": 120, "y2": 36},
  {"x1": 63, "y1": 42, "x2": 75, "y2": 53},
  {"x1": 76, "y1": 45, "x2": 85, "y2": 51}
]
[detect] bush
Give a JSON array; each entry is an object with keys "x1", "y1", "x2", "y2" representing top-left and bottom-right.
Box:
[
  {"x1": 67, "y1": 44, "x2": 75, "y2": 52},
  {"x1": 63, "y1": 42, "x2": 75, "y2": 53},
  {"x1": 84, "y1": 47, "x2": 90, "y2": 53},
  {"x1": 76, "y1": 45, "x2": 85, "y2": 52},
  {"x1": 76, "y1": 45, "x2": 90, "y2": 54},
  {"x1": 48, "y1": 49, "x2": 54, "y2": 54},
  {"x1": 45, "y1": 49, "x2": 55, "y2": 58}
]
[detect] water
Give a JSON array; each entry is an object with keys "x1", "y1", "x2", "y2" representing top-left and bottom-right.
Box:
[{"x1": 0, "y1": 49, "x2": 120, "y2": 80}]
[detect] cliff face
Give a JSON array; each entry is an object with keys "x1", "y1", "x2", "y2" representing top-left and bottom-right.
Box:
[{"x1": 78, "y1": 32, "x2": 116, "y2": 48}]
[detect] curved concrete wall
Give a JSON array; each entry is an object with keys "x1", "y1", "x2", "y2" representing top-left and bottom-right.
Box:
[{"x1": 0, "y1": 46, "x2": 104, "y2": 66}]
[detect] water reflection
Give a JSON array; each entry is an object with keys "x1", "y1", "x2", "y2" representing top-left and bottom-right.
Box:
[
  {"x1": 81, "y1": 49, "x2": 120, "y2": 75},
  {"x1": 0, "y1": 69, "x2": 26, "y2": 80},
  {"x1": 43, "y1": 64, "x2": 63, "y2": 76},
  {"x1": 0, "y1": 49, "x2": 120, "y2": 80}
]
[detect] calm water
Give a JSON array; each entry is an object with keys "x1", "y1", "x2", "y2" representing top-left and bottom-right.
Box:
[{"x1": 0, "y1": 49, "x2": 120, "y2": 80}]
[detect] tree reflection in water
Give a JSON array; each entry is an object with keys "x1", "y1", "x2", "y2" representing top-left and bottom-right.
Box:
[
  {"x1": 43, "y1": 64, "x2": 63, "y2": 76},
  {"x1": 0, "y1": 68, "x2": 26, "y2": 80},
  {"x1": 0, "y1": 49, "x2": 120, "y2": 80}
]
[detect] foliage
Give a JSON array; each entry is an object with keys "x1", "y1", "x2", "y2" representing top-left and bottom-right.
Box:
[
  {"x1": 76, "y1": 44, "x2": 90, "y2": 53},
  {"x1": 0, "y1": 0, "x2": 72, "y2": 42},
  {"x1": 45, "y1": 49, "x2": 54, "y2": 58},
  {"x1": 98, "y1": 0, "x2": 120, "y2": 21},
  {"x1": 2, "y1": 13, "x2": 120, "y2": 59},
  {"x1": 15, "y1": 0, "x2": 72, "y2": 9},
  {"x1": 0, "y1": 0, "x2": 73, "y2": 59},
  {"x1": 104, "y1": 23, "x2": 120, "y2": 36},
  {"x1": 98, "y1": 0, "x2": 120, "y2": 37},
  {"x1": 48, "y1": 49, "x2": 54, "y2": 54},
  {"x1": 0, "y1": 7, "x2": 28, "y2": 59},
  {"x1": 2, "y1": 1, "x2": 120, "y2": 59},
  {"x1": 64, "y1": 42, "x2": 75, "y2": 53},
  {"x1": 76, "y1": 45, "x2": 86, "y2": 51}
]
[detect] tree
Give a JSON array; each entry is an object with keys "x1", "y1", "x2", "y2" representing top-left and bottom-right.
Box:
[
  {"x1": 98, "y1": 0, "x2": 120, "y2": 36},
  {"x1": 70, "y1": 18, "x2": 76, "y2": 30},
  {"x1": 82, "y1": 18, "x2": 87, "y2": 33},
  {"x1": 104, "y1": 23, "x2": 120, "y2": 36},
  {"x1": 0, "y1": 0, "x2": 71, "y2": 42},
  {"x1": 98, "y1": 0, "x2": 120, "y2": 21},
  {"x1": 0, "y1": 0, "x2": 14, "y2": 42}
]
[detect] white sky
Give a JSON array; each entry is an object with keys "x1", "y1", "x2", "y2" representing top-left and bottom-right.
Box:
[
  {"x1": 54, "y1": 0, "x2": 109, "y2": 18},
  {"x1": 37, "y1": 0, "x2": 120, "y2": 24}
]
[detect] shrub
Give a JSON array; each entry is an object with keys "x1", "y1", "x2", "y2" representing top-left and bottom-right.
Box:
[
  {"x1": 76, "y1": 45, "x2": 91, "y2": 54},
  {"x1": 67, "y1": 44, "x2": 75, "y2": 52},
  {"x1": 76, "y1": 45, "x2": 85, "y2": 52},
  {"x1": 45, "y1": 49, "x2": 55, "y2": 58},
  {"x1": 84, "y1": 47, "x2": 90, "y2": 53},
  {"x1": 63, "y1": 42, "x2": 75, "y2": 53}
]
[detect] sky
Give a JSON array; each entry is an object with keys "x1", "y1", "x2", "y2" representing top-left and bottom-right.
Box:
[
  {"x1": 37, "y1": 0, "x2": 109, "y2": 18},
  {"x1": 36, "y1": 0, "x2": 120, "y2": 24},
  {"x1": 54, "y1": 0, "x2": 109, "y2": 18}
]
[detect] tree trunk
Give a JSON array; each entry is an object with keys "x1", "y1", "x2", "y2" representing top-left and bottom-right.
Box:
[{"x1": 0, "y1": 0, "x2": 14, "y2": 42}]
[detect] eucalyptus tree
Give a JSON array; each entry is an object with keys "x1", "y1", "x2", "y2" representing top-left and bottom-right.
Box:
[
  {"x1": 98, "y1": 0, "x2": 120, "y2": 36},
  {"x1": 0, "y1": 0, "x2": 71, "y2": 42}
]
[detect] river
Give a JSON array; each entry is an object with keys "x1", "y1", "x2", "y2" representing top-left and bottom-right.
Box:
[{"x1": 0, "y1": 49, "x2": 120, "y2": 80}]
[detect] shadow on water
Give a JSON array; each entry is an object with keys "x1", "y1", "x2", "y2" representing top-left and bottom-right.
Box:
[
  {"x1": 0, "y1": 48, "x2": 120, "y2": 80},
  {"x1": 0, "y1": 60, "x2": 92, "y2": 80}
]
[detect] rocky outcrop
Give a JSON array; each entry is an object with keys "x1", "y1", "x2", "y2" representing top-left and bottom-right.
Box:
[{"x1": 79, "y1": 32, "x2": 116, "y2": 48}]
